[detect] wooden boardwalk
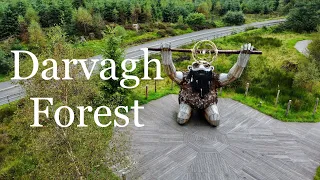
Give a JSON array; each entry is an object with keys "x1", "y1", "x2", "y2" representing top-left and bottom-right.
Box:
[{"x1": 126, "y1": 95, "x2": 320, "y2": 180}]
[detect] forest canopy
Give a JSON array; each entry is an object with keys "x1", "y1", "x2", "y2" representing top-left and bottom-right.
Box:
[{"x1": 0, "y1": 0, "x2": 285, "y2": 40}]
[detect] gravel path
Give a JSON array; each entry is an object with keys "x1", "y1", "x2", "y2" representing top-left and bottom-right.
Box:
[{"x1": 295, "y1": 40, "x2": 312, "y2": 56}]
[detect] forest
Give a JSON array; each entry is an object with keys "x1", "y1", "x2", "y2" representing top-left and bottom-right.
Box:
[
  {"x1": 0, "y1": 0, "x2": 320, "y2": 179},
  {"x1": 0, "y1": 0, "x2": 300, "y2": 78}
]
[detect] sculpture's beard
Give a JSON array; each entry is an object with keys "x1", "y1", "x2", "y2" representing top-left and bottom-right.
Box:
[{"x1": 187, "y1": 70, "x2": 213, "y2": 98}]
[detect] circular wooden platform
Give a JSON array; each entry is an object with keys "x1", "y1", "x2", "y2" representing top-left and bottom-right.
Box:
[{"x1": 126, "y1": 95, "x2": 320, "y2": 180}]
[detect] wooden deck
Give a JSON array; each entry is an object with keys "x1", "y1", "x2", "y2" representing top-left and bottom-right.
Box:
[{"x1": 125, "y1": 95, "x2": 320, "y2": 180}]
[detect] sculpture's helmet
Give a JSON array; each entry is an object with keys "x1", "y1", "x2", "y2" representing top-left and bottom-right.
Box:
[{"x1": 190, "y1": 40, "x2": 218, "y2": 72}]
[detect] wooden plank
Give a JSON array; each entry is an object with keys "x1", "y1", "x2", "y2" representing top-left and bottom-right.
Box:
[{"x1": 124, "y1": 95, "x2": 320, "y2": 180}]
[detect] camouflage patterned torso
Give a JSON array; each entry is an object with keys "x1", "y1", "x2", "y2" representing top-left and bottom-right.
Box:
[{"x1": 178, "y1": 71, "x2": 222, "y2": 109}]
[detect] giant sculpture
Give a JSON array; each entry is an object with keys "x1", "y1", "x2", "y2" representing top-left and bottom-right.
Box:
[{"x1": 154, "y1": 41, "x2": 256, "y2": 126}]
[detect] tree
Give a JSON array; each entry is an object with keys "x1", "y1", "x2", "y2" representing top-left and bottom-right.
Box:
[
  {"x1": 294, "y1": 59, "x2": 320, "y2": 92},
  {"x1": 38, "y1": 1, "x2": 72, "y2": 28},
  {"x1": 0, "y1": 5, "x2": 19, "y2": 39},
  {"x1": 151, "y1": 0, "x2": 162, "y2": 22},
  {"x1": 92, "y1": 13, "x2": 105, "y2": 39},
  {"x1": 117, "y1": 1, "x2": 132, "y2": 24},
  {"x1": 222, "y1": 11, "x2": 245, "y2": 25},
  {"x1": 73, "y1": 7, "x2": 93, "y2": 34},
  {"x1": 197, "y1": 2, "x2": 211, "y2": 18},
  {"x1": 131, "y1": 3, "x2": 142, "y2": 23},
  {"x1": 101, "y1": 26, "x2": 130, "y2": 106},
  {"x1": 28, "y1": 20, "x2": 46, "y2": 50},
  {"x1": 185, "y1": 13, "x2": 206, "y2": 30},
  {"x1": 309, "y1": 29, "x2": 320, "y2": 68},
  {"x1": 0, "y1": 49, "x2": 12, "y2": 75},
  {"x1": 220, "y1": 0, "x2": 241, "y2": 15},
  {"x1": 112, "y1": 8, "x2": 119, "y2": 22},
  {"x1": 38, "y1": 3, "x2": 61, "y2": 27},
  {"x1": 162, "y1": 2, "x2": 179, "y2": 23},
  {"x1": 18, "y1": 15, "x2": 28, "y2": 42},
  {"x1": 25, "y1": 7, "x2": 40, "y2": 24},
  {"x1": 284, "y1": 1, "x2": 320, "y2": 33},
  {"x1": 139, "y1": 3, "x2": 152, "y2": 23},
  {"x1": 102, "y1": 2, "x2": 114, "y2": 22},
  {"x1": 15, "y1": 1, "x2": 27, "y2": 16},
  {"x1": 72, "y1": 0, "x2": 84, "y2": 9},
  {"x1": 0, "y1": 26, "x2": 131, "y2": 179}
]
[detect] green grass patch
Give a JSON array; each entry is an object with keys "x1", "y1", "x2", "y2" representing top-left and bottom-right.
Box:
[
  {"x1": 73, "y1": 14, "x2": 285, "y2": 59},
  {"x1": 74, "y1": 28, "x2": 193, "y2": 57},
  {"x1": 0, "y1": 74, "x2": 10, "y2": 83},
  {"x1": 130, "y1": 27, "x2": 319, "y2": 123},
  {"x1": 129, "y1": 78, "x2": 180, "y2": 106},
  {"x1": 221, "y1": 91, "x2": 319, "y2": 122},
  {"x1": 245, "y1": 14, "x2": 286, "y2": 24},
  {"x1": 315, "y1": 166, "x2": 320, "y2": 180}
]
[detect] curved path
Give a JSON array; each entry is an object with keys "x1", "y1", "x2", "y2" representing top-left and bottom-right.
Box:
[
  {"x1": 0, "y1": 19, "x2": 285, "y2": 105},
  {"x1": 126, "y1": 95, "x2": 320, "y2": 180},
  {"x1": 295, "y1": 40, "x2": 312, "y2": 56}
]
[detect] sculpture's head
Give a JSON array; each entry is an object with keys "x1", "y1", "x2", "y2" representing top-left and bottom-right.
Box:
[{"x1": 188, "y1": 60, "x2": 214, "y2": 72}]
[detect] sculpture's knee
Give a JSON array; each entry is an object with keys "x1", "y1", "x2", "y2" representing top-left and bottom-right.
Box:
[
  {"x1": 204, "y1": 104, "x2": 220, "y2": 127},
  {"x1": 177, "y1": 103, "x2": 192, "y2": 125}
]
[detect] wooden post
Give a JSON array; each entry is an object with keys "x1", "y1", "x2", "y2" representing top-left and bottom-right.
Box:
[
  {"x1": 313, "y1": 98, "x2": 319, "y2": 116},
  {"x1": 286, "y1": 100, "x2": 292, "y2": 116},
  {"x1": 154, "y1": 80, "x2": 157, "y2": 93},
  {"x1": 171, "y1": 80, "x2": 174, "y2": 90},
  {"x1": 275, "y1": 90, "x2": 280, "y2": 106},
  {"x1": 145, "y1": 85, "x2": 148, "y2": 99},
  {"x1": 245, "y1": 83, "x2": 250, "y2": 96},
  {"x1": 122, "y1": 173, "x2": 126, "y2": 180}
]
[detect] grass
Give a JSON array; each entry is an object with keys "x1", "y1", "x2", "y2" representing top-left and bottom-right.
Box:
[
  {"x1": 245, "y1": 13, "x2": 286, "y2": 24},
  {"x1": 74, "y1": 28, "x2": 193, "y2": 57},
  {"x1": 221, "y1": 91, "x2": 319, "y2": 122},
  {"x1": 0, "y1": 74, "x2": 10, "y2": 83},
  {"x1": 130, "y1": 27, "x2": 319, "y2": 123},
  {"x1": 73, "y1": 14, "x2": 285, "y2": 58},
  {"x1": 0, "y1": 100, "x2": 121, "y2": 179},
  {"x1": 129, "y1": 78, "x2": 180, "y2": 105},
  {"x1": 315, "y1": 167, "x2": 320, "y2": 180}
]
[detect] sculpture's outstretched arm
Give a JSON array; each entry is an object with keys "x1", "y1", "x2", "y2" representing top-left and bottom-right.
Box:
[
  {"x1": 161, "y1": 45, "x2": 183, "y2": 83},
  {"x1": 219, "y1": 43, "x2": 253, "y2": 86}
]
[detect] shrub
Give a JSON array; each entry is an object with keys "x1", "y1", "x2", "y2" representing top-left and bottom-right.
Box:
[
  {"x1": 155, "y1": 22, "x2": 167, "y2": 30},
  {"x1": 309, "y1": 30, "x2": 320, "y2": 68},
  {"x1": 222, "y1": 11, "x2": 245, "y2": 25},
  {"x1": 156, "y1": 30, "x2": 166, "y2": 37},
  {"x1": 0, "y1": 103, "x2": 17, "y2": 123},
  {"x1": 0, "y1": 49, "x2": 13, "y2": 75},
  {"x1": 245, "y1": 26, "x2": 257, "y2": 31},
  {"x1": 175, "y1": 24, "x2": 189, "y2": 30},
  {"x1": 185, "y1": 13, "x2": 206, "y2": 30},
  {"x1": 165, "y1": 27, "x2": 176, "y2": 36},
  {"x1": 0, "y1": 5, "x2": 19, "y2": 39},
  {"x1": 285, "y1": 1, "x2": 320, "y2": 33}
]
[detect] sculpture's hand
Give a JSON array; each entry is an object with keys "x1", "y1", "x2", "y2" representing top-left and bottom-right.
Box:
[
  {"x1": 161, "y1": 43, "x2": 172, "y2": 65},
  {"x1": 237, "y1": 43, "x2": 254, "y2": 68},
  {"x1": 218, "y1": 43, "x2": 254, "y2": 86}
]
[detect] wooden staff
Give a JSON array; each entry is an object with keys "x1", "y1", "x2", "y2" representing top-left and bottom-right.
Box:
[{"x1": 148, "y1": 47, "x2": 262, "y2": 54}]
